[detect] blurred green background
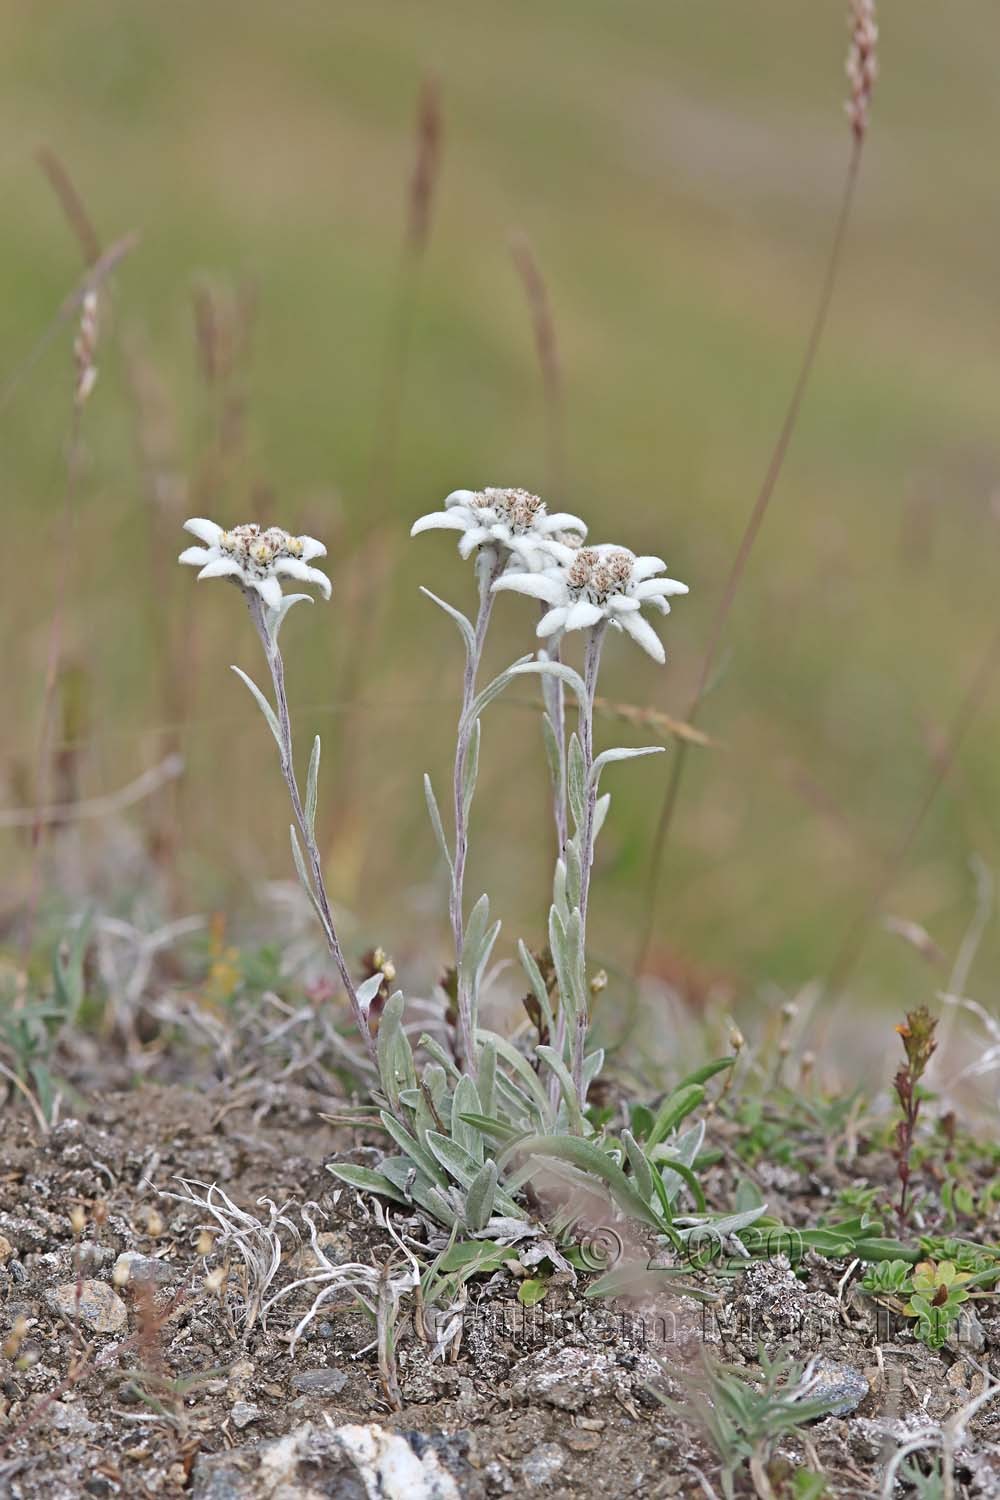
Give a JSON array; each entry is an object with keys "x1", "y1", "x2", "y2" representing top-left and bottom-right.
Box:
[{"x1": 5, "y1": 0, "x2": 1000, "y2": 1018}]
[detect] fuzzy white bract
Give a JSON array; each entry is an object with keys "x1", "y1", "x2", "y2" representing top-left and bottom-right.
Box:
[
  {"x1": 411, "y1": 487, "x2": 586, "y2": 569},
  {"x1": 493, "y1": 543, "x2": 688, "y2": 662},
  {"x1": 178, "y1": 519, "x2": 331, "y2": 608}
]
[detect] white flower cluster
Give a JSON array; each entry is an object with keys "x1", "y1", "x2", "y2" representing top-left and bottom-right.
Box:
[
  {"x1": 412, "y1": 487, "x2": 687, "y2": 661},
  {"x1": 179, "y1": 519, "x2": 331, "y2": 609},
  {"x1": 411, "y1": 486, "x2": 586, "y2": 571}
]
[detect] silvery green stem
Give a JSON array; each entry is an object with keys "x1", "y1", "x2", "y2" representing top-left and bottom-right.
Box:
[
  {"x1": 578, "y1": 621, "x2": 607, "y2": 930},
  {"x1": 246, "y1": 592, "x2": 377, "y2": 1069},
  {"x1": 572, "y1": 620, "x2": 608, "y2": 1099},
  {"x1": 539, "y1": 615, "x2": 568, "y2": 855},
  {"x1": 451, "y1": 551, "x2": 503, "y2": 1074}
]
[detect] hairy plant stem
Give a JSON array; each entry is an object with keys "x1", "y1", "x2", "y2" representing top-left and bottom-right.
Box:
[
  {"x1": 573, "y1": 621, "x2": 608, "y2": 1100},
  {"x1": 539, "y1": 613, "x2": 568, "y2": 855},
  {"x1": 246, "y1": 592, "x2": 377, "y2": 1069},
  {"x1": 450, "y1": 552, "x2": 504, "y2": 1076},
  {"x1": 636, "y1": 141, "x2": 864, "y2": 978}
]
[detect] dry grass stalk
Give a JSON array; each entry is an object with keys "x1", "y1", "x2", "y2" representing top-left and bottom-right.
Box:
[
  {"x1": 593, "y1": 695, "x2": 714, "y2": 749},
  {"x1": 24, "y1": 290, "x2": 102, "y2": 950},
  {"x1": 367, "y1": 74, "x2": 444, "y2": 511},
  {"x1": 0, "y1": 231, "x2": 138, "y2": 415},
  {"x1": 846, "y1": 1, "x2": 879, "y2": 144},
  {"x1": 406, "y1": 74, "x2": 443, "y2": 257},
  {"x1": 35, "y1": 147, "x2": 102, "y2": 267},
  {"x1": 510, "y1": 232, "x2": 566, "y2": 501}
]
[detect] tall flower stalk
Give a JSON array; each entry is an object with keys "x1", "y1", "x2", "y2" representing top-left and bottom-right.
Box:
[
  {"x1": 496, "y1": 543, "x2": 687, "y2": 1107},
  {"x1": 243, "y1": 591, "x2": 375, "y2": 1064},
  {"x1": 447, "y1": 552, "x2": 504, "y2": 1072},
  {"x1": 577, "y1": 622, "x2": 608, "y2": 931},
  {"x1": 179, "y1": 518, "x2": 383, "y2": 1070},
  {"x1": 412, "y1": 486, "x2": 586, "y2": 1076}
]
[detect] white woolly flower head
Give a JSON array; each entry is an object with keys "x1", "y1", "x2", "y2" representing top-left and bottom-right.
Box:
[
  {"x1": 493, "y1": 543, "x2": 688, "y2": 663},
  {"x1": 178, "y1": 518, "x2": 331, "y2": 609},
  {"x1": 410, "y1": 486, "x2": 586, "y2": 570}
]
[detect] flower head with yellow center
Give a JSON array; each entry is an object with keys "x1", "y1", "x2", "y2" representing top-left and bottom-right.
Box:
[
  {"x1": 178, "y1": 518, "x2": 330, "y2": 609},
  {"x1": 411, "y1": 486, "x2": 586, "y2": 570},
  {"x1": 493, "y1": 542, "x2": 688, "y2": 662}
]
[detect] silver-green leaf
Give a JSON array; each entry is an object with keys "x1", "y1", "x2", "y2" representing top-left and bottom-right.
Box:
[{"x1": 231, "y1": 666, "x2": 281, "y2": 752}]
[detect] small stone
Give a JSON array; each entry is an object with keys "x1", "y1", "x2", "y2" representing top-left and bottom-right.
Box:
[
  {"x1": 563, "y1": 1430, "x2": 600, "y2": 1453},
  {"x1": 192, "y1": 1420, "x2": 462, "y2": 1499},
  {"x1": 112, "y1": 1251, "x2": 175, "y2": 1288},
  {"x1": 806, "y1": 1356, "x2": 869, "y2": 1416},
  {"x1": 0, "y1": 1234, "x2": 13, "y2": 1264},
  {"x1": 521, "y1": 1443, "x2": 565, "y2": 1488},
  {"x1": 946, "y1": 1309, "x2": 986, "y2": 1354},
  {"x1": 48, "y1": 1399, "x2": 96, "y2": 1437},
  {"x1": 231, "y1": 1400, "x2": 261, "y2": 1429},
  {"x1": 46, "y1": 1280, "x2": 127, "y2": 1334},
  {"x1": 291, "y1": 1367, "x2": 348, "y2": 1396}
]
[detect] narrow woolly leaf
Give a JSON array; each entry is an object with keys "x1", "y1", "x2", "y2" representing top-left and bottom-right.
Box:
[
  {"x1": 451, "y1": 1075, "x2": 483, "y2": 1162},
  {"x1": 305, "y1": 735, "x2": 321, "y2": 836},
  {"x1": 567, "y1": 732, "x2": 586, "y2": 831},
  {"x1": 518, "y1": 941, "x2": 555, "y2": 1045},
  {"x1": 478, "y1": 1038, "x2": 497, "y2": 1120},
  {"x1": 564, "y1": 835, "x2": 583, "y2": 914},
  {"x1": 621, "y1": 1129, "x2": 654, "y2": 1204},
  {"x1": 266, "y1": 592, "x2": 314, "y2": 641},
  {"x1": 380, "y1": 1110, "x2": 449, "y2": 1188},
  {"x1": 552, "y1": 857, "x2": 569, "y2": 922},
  {"x1": 419, "y1": 586, "x2": 476, "y2": 658},
  {"x1": 356, "y1": 972, "x2": 385, "y2": 1018},
  {"x1": 497, "y1": 1134, "x2": 662, "y2": 1230},
  {"x1": 423, "y1": 774, "x2": 454, "y2": 876},
  {"x1": 465, "y1": 1160, "x2": 498, "y2": 1232},
  {"x1": 465, "y1": 655, "x2": 533, "y2": 728},
  {"x1": 646, "y1": 1084, "x2": 706, "y2": 1151},
  {"x1": 541, "y1": 712, "x2": 562, "y2": 794},
  {"x1": 417, "y1": 1033, "x2": 461, "y2": 1080},
  {"x1": 425, "y1": 1132, "x2": 522, "y2": 1217},
  {"x1": 582, "y1": 1049, "x2": 605, "y2": 1092},
  {"x1": 592, "y1": 792, "x2": 611, "y2": 842},
  {"x1": 536, "y1": 1045, "x2": 584, "y2": 1135},
  {"x1": 457, "y1": 1112, "x2": 522, "y2": 1144},
  {"x1": 590, "y1": 745, "x2": 664, "y2": 788},
  {"x1": 231, "y1": 666, "x2": 281, "y2": 751},
  {"x1": 507, "y1": 659, "x2": 589, "y2": 713},
  {"x1": 328, "y1": 1164, "x2": 408, "y2": 1206},
  {"x1": 289, "y1": 826, "x2": 325, "y2": 930},
  {"x1": 656, "y1": 1119, "x2": 707, "y2": 1204},
  {"x1": 476, "y1": 1028, "x2": 553, "y2": 1124},
  {"x1": 376, "y1": 992, "x2": 415, "y2": 1114},
  {"x1": 462, "y1": 893, "x2": 491, "y2": 975},
  {"x1": 675, "y1": 1056, "x2": 736, "y2": 1090}
]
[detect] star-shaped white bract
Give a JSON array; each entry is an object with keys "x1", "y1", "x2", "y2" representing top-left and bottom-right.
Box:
[
  {"x1": 178, "y1": 519, "x2": 331, "y2": 609},
  {"x1": 411, "y1": 487, "x2": 586, "y2": 569},
  {"x1": 493, "y1": 543, "x2": 688, "y2": 663}
]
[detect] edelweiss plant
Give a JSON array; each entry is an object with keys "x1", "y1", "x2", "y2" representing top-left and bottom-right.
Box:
[
  {"x1": 178, "y1": 516, "x2": 386, "y2": 1069},
  {"x1": 181, "y1": 496, "x2": 733, "y2": 1259}
]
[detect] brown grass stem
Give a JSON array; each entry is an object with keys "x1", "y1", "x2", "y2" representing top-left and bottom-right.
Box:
[{"x1": 510, "y1": 232, "x2": 566, "y2": 503}]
